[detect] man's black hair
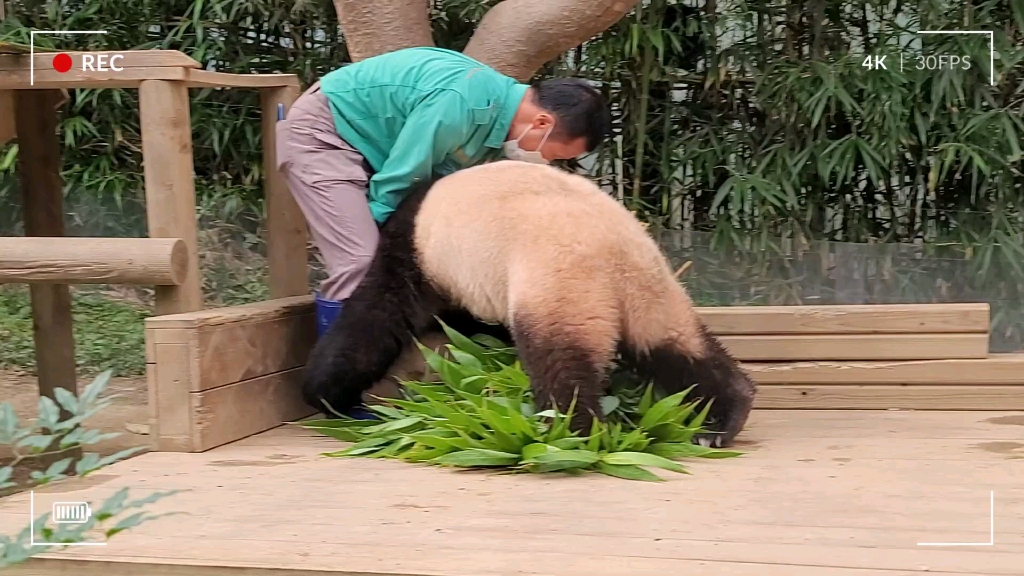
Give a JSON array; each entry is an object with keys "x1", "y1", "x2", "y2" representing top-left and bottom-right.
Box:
[{"x1": 532, "y1": 77, "x2": 612, "y2": 152}]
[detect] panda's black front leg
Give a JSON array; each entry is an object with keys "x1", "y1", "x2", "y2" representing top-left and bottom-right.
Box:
[{"x1": 635, "y1": 324, "x2": 756, "y2": 448}]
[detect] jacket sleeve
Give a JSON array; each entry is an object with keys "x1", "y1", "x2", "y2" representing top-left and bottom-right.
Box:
[{"x1": 366, "y1": 90, "x2": 479, "y2": 223}]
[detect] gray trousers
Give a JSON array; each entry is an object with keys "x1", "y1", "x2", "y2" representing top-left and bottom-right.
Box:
[{"x1": 275, "y1": 82, "x2": 378, "y2": 301}]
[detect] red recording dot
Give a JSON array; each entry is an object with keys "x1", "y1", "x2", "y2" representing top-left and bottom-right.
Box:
[{"x1": 52, "y1": 53, "x2": 72, "y2": 73}]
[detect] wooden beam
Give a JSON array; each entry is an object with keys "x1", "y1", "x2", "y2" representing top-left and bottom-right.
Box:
[
  {"x1": 0, "y1": 90, "x2": 13, "y2": 145},
  {"x1": 743, "y1": 354, "x2": 1024, "y2": 385},
  {"x1": 753, "y1": 385, "x2": 1024, "y2": 410},
  {"x1": 0, "y1": 237, "x2": 188, "y2": 285},
  {"x1": 138, "y1": 80, "x2": 203, "y2": 315},
  {"x1": 0, "y1": 67, "x2": 188, "y2": 90},
  {"x1": 145, "y1": 296, "x2": 316, "y2": 452},
  {"x1": 697, "y1": 303, "x2": 990, "y2": 335},
  {"x1": 718, "y1": 332, "x2": 989, "y2": 361},
  {"x1": 186, "y1": 70, "x2": 301, "y2": 89},
  {"x1": 261, "y1": 85, "x2": 309, "y2": 298},
  {"x1": 0, "y1": 50, "x2": 201, "y2": 71},
  {"x1": 14, "y1": 89, "x2": 77, "y2": 406}
]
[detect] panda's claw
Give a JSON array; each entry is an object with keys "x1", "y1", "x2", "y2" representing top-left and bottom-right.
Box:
[{"x1": 693, "y1": 433, "x2": 725, "y2": 449}]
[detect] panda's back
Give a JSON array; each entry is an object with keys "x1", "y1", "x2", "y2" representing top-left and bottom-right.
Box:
[{"x1": 413, "y1": 161, "x2": 673, "y2": 323}]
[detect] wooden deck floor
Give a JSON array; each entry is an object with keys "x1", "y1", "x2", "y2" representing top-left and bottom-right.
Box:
[{"x1": 2, "y1": 409, "x2": 1023, "y2": 576}]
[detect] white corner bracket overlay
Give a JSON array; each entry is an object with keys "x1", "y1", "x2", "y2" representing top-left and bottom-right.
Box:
[
  {"x1": 29, "y1": 491, "x2": 108, "y2": 547},
  {"x1": 917, "y1": 491, "x2": 995, "y2": 547},
  {"x1": 918, "y1": 30, "x2": 995, "y2": 86},
  {"x1": 29, "y1": 30, "x2": 109, "y2": 86}
]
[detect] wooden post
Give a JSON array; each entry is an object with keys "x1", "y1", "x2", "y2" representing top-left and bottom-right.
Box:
[
  {"x1": 138, "y1": 80, "x2": 203, "y2": 315},
  {"x1": 14, "y1": 89, "x2": 78, "y2": 410},
  {"x1": 0, "y1": 90, "x2": 14, "y2": 146},
  {"x1": 260, "y1": 85, "x2": 309, "y2": 298}
]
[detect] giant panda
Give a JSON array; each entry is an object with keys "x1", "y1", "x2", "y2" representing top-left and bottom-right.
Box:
[{"x1": 302, "y1": 160, "x2": 756, "y2": 447}]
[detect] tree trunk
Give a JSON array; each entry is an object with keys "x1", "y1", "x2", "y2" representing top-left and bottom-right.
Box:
[
  {"x1": 332, "y1": 0, "x2": 434, "y2": 62},
  {"x1": 463, "y1": 0, "x2": 641, "y2": 81}
]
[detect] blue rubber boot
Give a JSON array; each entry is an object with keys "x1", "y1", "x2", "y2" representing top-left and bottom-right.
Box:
[{"x1": 313, "y1": 292, "x2": 379, "y2": 421}]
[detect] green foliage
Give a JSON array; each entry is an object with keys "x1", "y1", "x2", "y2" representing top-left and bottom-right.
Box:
[
  {"x1": 0, "y1": 371, "x2": 180, "y2": 568},
  {"x1": 302, "y1": 320, "x2": 741, "y2": 481},
  {"x1": 0, "y1": 285, "x2": 148, "y2": 376}
]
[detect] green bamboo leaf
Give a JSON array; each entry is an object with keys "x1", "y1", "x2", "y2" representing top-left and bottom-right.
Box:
[
  {"x1": 638, "y1": 390, "x2": 690, "y2": 430},
  {"x1": 599, "y1": 396, "x2": 620, "y2": 416},
  {"x1": 594, "y1": 462, "x2": 664, "y2": 482},
  {"x1": 432, "y1": 448, "x2": 522, "y2": 467},
  {"x1": 437, "y1": 318, "x2": 492, "y2": 362},
  {"x1": 449, "y1": 349, "x2": 485, "y2": 372},
  {"x1": 601, "y1": 451, "x2": 688, "y2": 473},
  {"x1": 637, "y1": 384, "x2": 655, "y2": 414},
  {"x1": 646, "y1": 442, "x2": 740, "y2": 460},
  {"x1": 358, "y1": 417, "x2": 424, "y2": 435},
  {"x1": 526, "y1": 450, "x2": 601, "y2": 473},
  {"x1": 304, "y1": 426, "x2": 369, "y2": 443}
]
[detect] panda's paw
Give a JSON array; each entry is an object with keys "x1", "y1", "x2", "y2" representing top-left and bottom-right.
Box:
[{"x1": 692, "y1": 432, "x2": 725, "y2": 449}]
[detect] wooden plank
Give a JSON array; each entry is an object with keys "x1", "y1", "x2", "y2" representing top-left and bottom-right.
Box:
[
  {"x1": 0, "y1": 50, "x2": 200, "y2": 71},
  {"x1": 719, "y1": 332, "x2": 989, "y2": 361},
  {"x1": 186, "y1": 69, "x2": 301, "y2": 88},
  {"x1": 144, "y1": 295, "x2": 311, "y2": 389},
  {"x1": 0, "y1": 89, "x2": 13, "y2": 145},
  {"x1": 193, "y1": 312, "x2": 315, "y2": 392},
  {"x1": 138, "y1": 80, "x2": 203, "y2": 315},
  {"x1": 754, "y1": 384, "x2": 1024, "y2": 410},
  {"x1": 187, "y1": 367, "x2": 315, "y2": 452},
  {"x1": 15, "y1": 89, "x2": 77, "y2": 409},
  {"x1": 149, "y1": 339, "x2": 195, "y2": 451},
  {"x1": 697, "y1": 302, "x2": 990, "y2": 335},
  {"x1": 0, "y1": 237, "x2": 188, "y2": 285},
  {"x1": 744, "y1": 354, "x2": 1024, "y2": 384},
  {"x1": 144, "y1": 295, "x2": 313, "y2": 329},
  {"x1": 261, "y1": 84, "x2": 309, "y2": 298},
  {"x1": 0, "y1": 67, "x2": 188, "y2": 90}
]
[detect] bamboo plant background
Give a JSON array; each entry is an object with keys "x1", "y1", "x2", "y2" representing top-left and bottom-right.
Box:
[{"x1": 1, "y1": 0, "x2": 1022, "y2": 352}]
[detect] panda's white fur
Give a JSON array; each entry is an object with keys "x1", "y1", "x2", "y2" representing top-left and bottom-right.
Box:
[{"x1": 303, "y1": 161, "x2": 756, "y2": 447}]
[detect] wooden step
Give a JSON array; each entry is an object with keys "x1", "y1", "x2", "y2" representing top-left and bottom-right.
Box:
[
  {"x1": 745, "y1": 354, "x2": 1024, "y2": 410},
  {"x1": 699, "y1": 303, "x2": 990, "y2": 335},
  {"x1": 720, "y1": 332, "x2": 989, "y2": 361},
  {"x1": 743, "y1": 355, "x2": 1024, "y2": 384},
  {"x1": 753, "y1": 385, "x2": 1024, "y2": 410}
]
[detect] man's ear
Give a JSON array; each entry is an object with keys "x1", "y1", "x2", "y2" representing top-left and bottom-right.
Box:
[{"x1": 533, "y1": 113, "x2": 555, "y2": 130}]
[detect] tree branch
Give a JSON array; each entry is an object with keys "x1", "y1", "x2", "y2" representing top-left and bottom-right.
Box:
[
  {"x1": 463, "y1": 0, "x2": 641, "y2": 81},
  {"x1": 332, "y1": 0, "x2": 435, "y2": 62}
]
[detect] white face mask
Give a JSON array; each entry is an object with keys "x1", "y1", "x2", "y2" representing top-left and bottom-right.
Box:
[{"x1": 503, "y1": 125, "x2": 553, "y2": 164}]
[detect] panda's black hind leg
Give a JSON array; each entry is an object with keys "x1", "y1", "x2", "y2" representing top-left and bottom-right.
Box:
[
  {"x1": 302, "y1": 285, "x2": 439, "y2": 417},
  {"x1": 636, "y1": 324, "x2": 756, "y2": 448},
  {"x1": 509, "y1": 308, "x2": 617, "y2": 434}
]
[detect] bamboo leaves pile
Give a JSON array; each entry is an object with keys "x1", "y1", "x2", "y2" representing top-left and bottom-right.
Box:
[{"x1": 302, "y1": 321, "x2": 741, "y2": 481}]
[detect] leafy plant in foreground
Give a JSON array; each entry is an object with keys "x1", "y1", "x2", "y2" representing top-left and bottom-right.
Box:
[
  {"x1": 0, "y1": 371, "x2": 181, "y2": 568},
  {"x1": 302, "y1": 321, "x2": 742, "y2": 481}
]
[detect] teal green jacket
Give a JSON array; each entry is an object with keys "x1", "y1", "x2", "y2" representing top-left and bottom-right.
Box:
[{"x1": 318, "y1": 47, "x2": 529, "y2": 224}]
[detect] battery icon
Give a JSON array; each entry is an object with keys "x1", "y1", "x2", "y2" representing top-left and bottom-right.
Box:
[{"x1": 52, "y1": 502, "x2": 91, "y2": 524}]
